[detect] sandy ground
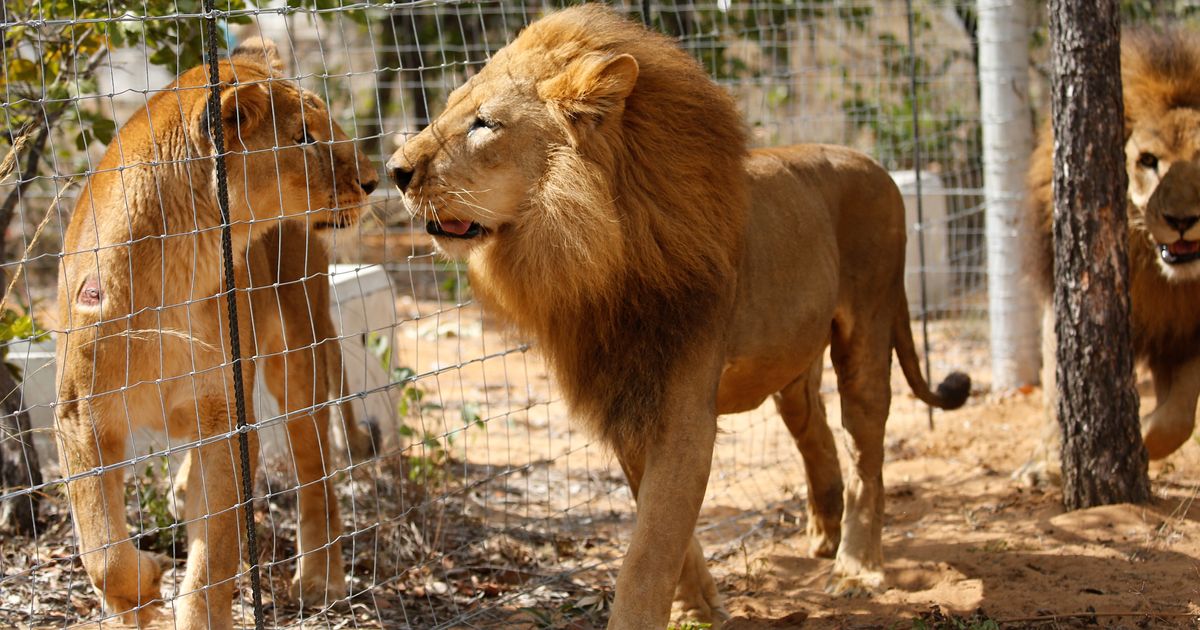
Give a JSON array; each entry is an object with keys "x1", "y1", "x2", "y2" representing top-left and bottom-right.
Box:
[
  {"x1": 385, "y1": 298, "x2": 1200, "y2": 629},
  {"x1": 5, "y1": 296, "x2": 1200, "y2": 629}
]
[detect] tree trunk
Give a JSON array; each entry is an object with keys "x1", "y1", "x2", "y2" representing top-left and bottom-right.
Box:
[
  {"x1": 1050, "y1": 0, "x2": 1150, "y2": 509},
  {"x1": 0, "y1": 363, "x2": 42, "y2": 536},
  {"x1": 0, "y1": 128, "x2": 50, "y2": 537}
]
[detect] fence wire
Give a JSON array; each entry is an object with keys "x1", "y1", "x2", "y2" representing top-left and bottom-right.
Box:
[{"x1": 0, "y1": 0, "x2": 1127, "y2": 627}]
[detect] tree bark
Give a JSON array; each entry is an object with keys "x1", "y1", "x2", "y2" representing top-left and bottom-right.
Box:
[
  {"x1": 0, "y1": 364, "x2": 42, "y2": 536},
  {"x1": 1050, "y1": 0, "x2": 1150, "y2": 509}
]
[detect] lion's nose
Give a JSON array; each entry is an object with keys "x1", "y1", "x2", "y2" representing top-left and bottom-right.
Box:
[
  {"x1": 386, "y1": 154, "x2": 415, "y2": 192},
  {"x1": 1164, "y1": 214, "x2": 1199, "y2": 234},
  {"x1": 390, "y1": 165, "x2": 414, "y2": 192}
]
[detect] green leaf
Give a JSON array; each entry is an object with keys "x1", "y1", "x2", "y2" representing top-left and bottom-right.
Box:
[
  {"x1": 91, "y1": 116, "x2": 116, "y2": 145},
  {"x1": 462, "y1": 402, "x2": 483, "y2": 429},
  {"x1": 6, "y1": 58, "x2": 40, "y2": 83}
]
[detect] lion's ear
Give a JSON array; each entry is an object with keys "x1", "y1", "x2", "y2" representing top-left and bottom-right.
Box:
[
  {"x1": 231, "y1": 36, "x2": 285, "y2": 76},
  {"x1": 540, "y1": 52, "x2": 639, "y2": 127}
]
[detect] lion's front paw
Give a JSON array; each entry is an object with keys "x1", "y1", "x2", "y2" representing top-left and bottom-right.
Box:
[
  {"x1": 824, "y1": 569, "x2": 884, "y2": 598},
  {"x1": 1012, "y1": 456, "x2": 1062, "y2": 489},
  {"x1": 1142, "y1": 406, "x2": 1195, "y2": 460}
]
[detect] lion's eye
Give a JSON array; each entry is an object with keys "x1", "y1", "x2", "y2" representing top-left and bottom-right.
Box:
[
  {"x1": 296, "y1": 130, "x2": 317, "y2": 146},
  {"x1": 469, "y1": 116, "x2": 498, "y2": 133},
  {"x1": 1138, "y1": 152, "x2": 1159, "y2": 170}
]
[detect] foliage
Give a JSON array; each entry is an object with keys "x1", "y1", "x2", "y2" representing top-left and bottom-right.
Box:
[
  {"x1": 903, "y1": 606, "x2": 1000, "y2": 630},
  {"x1": 840, "y1": 15, "x2": 974, "y2": 172},
  {"x1": 365, "y1": 330, "x2": 484, "y2": 484},
  {"x1": 438, "y1": 261, "x2": 470, "y2": 303},
  {"x1": 125, "y1": 456, "x2": 185, "y2": 556},
  {"x1": 0, "y1": 307, "x2": 50, "y2": 381},
  {"x1": 1120, "y1": 0, "x2": 1200, "y2": 21},
  {"x1": 1, "y1": 0, "x2": 254, "y2": 157}
]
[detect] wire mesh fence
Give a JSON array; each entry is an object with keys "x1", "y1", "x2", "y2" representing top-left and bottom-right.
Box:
[{"x1": 0, "y1": 0, "x2": 1022, "y2": 627}]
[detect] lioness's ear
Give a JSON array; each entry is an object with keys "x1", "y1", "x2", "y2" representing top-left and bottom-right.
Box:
[
  {"x1": 539, "y1": 52, "x2": 639, "y2": 125},
  {"x1": 219, "y1": 82, "x2": 270, "y2": 133},
  {"x1": 231, "y1": 36, "x2": 285, "y2": 76}
]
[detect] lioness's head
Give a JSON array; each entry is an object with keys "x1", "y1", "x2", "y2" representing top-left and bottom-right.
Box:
[{"x1": 184, "y1": 38, "x2": 377, "y2": 230}]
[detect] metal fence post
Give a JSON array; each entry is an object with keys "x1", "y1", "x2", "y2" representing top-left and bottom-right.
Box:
[{"x1": 979, "y1": 0, "x2": 1041, "y2": 389}]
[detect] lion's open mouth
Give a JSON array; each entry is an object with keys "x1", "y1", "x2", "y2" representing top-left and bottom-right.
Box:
[
  {"x1": 427, "y1": 219, "x2": 485, "y2": 240},
  {"x1": 1159, "y1": 240, "x2": 1200, "y2": 264}
]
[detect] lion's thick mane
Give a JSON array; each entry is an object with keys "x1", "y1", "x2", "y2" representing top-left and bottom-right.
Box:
[
  {"x1": 466, "y1": 6, "x2": 750, "y2": 450},
  {"x1": 1028, "y1": 27, "x2": 1200, "y2": 364}
]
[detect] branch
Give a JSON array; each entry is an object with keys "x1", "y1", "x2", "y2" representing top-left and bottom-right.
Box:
[{"x1": 0, "y1": 44, "x2": 110, "y2": 294}]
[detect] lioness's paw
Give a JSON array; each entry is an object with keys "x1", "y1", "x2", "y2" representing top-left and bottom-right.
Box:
[
  {"x1": 824, "y1": 571, "x2": 884, "y2": 598},
  {"x1": 671, "y1": 598, "x2": 729, "y2": 630},
  {"x1": 290, "y1": 571, "x2": 348, "y2": 609}
]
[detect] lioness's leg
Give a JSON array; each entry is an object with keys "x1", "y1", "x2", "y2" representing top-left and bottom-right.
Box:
[
  {"x1": 773, "y1": 360, "x2": 843, "y2": 558},
  {"x1": 608, "y1": 383, "x2": 718, "y2": 629},
  {"x1": 57, "y1": 401, "x2": 163, "y2": 624},
  {"x1": 827, "y1": 322, "x2": 891, "y2": 596},
  {"x1": 175, "y1": 397, "x2": 259, "y2": 630},
  {"x1": 617, "y1": 451, "x2": 726, "y2": 626},
  {"x1": 263, "y1": 353, "x2": 346, "y2": 606},
  {"x1": 1143, "y1": 356, "x2": 1200, "y2": 459}
]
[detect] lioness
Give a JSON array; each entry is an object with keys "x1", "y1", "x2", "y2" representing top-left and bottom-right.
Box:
[
  {"x1": 1030, "y1": 27, "x2": 1200, "y2": 460},
  {"x1": 55, "y1": 39, "x2": 377, "y2": 628},
  {"x1": 386, "y1": 5, "x2": 969, "y2": 627}
]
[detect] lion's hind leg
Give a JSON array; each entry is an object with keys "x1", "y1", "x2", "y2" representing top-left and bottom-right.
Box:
[
  {"x1": 825, "y1": 316, "x2": 891, "y2": 597},
  {"x1": 773, "y1": 359, "x2": 843, "y2": 559}
]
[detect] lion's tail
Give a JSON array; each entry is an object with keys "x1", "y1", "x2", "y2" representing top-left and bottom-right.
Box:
[{"x1": 892, "y1": 299, "x2": 971, "y2": 410}]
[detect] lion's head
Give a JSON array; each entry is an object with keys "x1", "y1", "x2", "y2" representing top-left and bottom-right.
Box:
[
  {"x1": 1121, "y1": 28, "x2": 1200, "y2": 280},
  {"x1": 385, "y1": 4, "x2": 749, "y2": 448}
]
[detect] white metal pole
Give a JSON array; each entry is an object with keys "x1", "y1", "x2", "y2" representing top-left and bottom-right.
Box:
[{"x1": 979, "y1": 0, "x2": 1041, "y2": 389}]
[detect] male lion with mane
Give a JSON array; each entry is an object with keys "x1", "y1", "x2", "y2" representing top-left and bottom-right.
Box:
[
  {"x1": 55, "y1": 40, "x2": 377, "y2": 628},
  {"x1": 387, "y1": 5, "x2": 970, "y2": 627},
  {"x1": 1030, "y1": 27, "x2": 1200, "y2": 461}
]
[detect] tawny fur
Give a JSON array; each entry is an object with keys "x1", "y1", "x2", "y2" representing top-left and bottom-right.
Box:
[
  {"x1": 387, "y1": 5, "x2": 970, "y2": 628},
  {"x1": 54, "y1": 40, "x2": 376, "y2": 629},
  {"x1": 1029, "y1": 27, "x2": 1200, "y2": 459}
]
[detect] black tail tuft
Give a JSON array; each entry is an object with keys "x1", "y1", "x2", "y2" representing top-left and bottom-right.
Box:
[{"x1": 936, "y1": 371, "x2": 972, "y2": 410}]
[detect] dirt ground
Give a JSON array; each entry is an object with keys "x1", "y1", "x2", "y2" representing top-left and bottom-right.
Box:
[
  {"x1": 387, "y1": 299, "x2": 1200, "y2": 629},
  {"x1": 5, "y1": 297, "x2": 1200, "y2": 629}
]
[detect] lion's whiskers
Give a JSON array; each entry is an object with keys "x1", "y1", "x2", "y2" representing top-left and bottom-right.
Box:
[{"x1": 447, "y1": 190, "x2": 499, "y2": 218}]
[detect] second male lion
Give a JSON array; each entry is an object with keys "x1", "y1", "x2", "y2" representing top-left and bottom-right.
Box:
[
  {"x1": 1029, "y1": 27, "x2": 1200, "y2": 460},
  {"x1": 386, "y1": 5, "x2": 969, "y2": 627},
  {"x1": 55, "y1": 39, "x2": 376, "y2": 628}
]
